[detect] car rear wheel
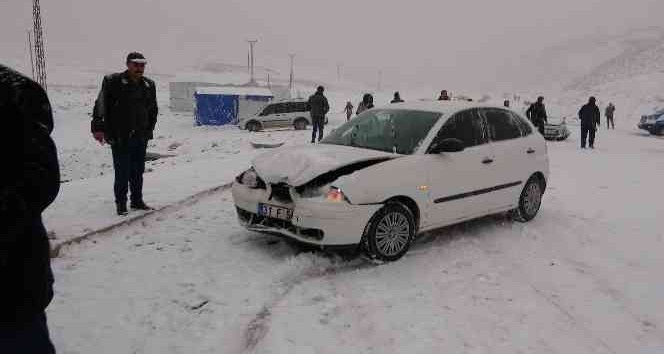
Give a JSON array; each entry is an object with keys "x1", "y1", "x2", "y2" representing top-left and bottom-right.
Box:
[
  {"x1": 247, "y1": 121, "x2": 261, "y2": 132},
  {"x1": 511, "y1": 176, "x2": 543, "y2": 222},
  {"x1": 364, "y1": 202, "x2": 415, "y2": 262},
  {"x1": 294, "y1": 118, "x2": 308, "y2": 130}
]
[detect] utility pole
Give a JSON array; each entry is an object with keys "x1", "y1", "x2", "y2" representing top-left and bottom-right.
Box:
[
  {"x1": 27, "y1": 30, "x2": 35, "y2": 79},
  {"x1": 288, "y1": 53, "x2": 295, "y2": 90},
  {"x1": 337, "y1": 63, "x2": 341, "y2": 83},
  {"x1": 247, "y1": 39, "x2": 258, "y2": 86},
  {"x1": 32, "y1": 0, "x2": 47, "y2": 89},
  {"x1": 377, "y1": 69, "x2": 382, "y2": 92}
]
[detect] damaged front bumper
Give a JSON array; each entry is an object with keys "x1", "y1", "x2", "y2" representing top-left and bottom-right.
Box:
[{"x1": 231, "y1": 182, "x2": 382, "y2": 247}]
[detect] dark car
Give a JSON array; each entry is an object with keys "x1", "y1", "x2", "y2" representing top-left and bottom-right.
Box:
[{"x1": 638, "y1": 112, "x2": 664, "y2": 134}]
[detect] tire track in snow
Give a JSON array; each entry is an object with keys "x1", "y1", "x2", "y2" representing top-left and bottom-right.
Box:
[
  {"x1": 51, "y1": 182, "x2": 233, "y2": 257},
  {"x1": 241, "y1": 257, "x2": 373, "y2": 353}
]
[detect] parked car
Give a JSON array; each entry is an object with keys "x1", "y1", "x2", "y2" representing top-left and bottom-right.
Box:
[
  {"x1": 232, "y1": 102, "x2": 549, "y2": 261},
  {"x1": 239, "y1": 98, "x2": 327, "y2": 132},
  {"x1": 543, "y1": 117, "x2": 571, "y2": 140},
  {"x1": 653, "y1": 116, "x2": 664, "y2": 136},
  {"x1": 637, "y1": 111, "x2": 664, "y2": 134}
]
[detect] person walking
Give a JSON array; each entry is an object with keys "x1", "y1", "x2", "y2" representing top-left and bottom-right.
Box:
[
  {"x1": 307, "y1": 85, "x2": 329, "y2": 143},
  {"x1": 605, "y1": 102, "x2": 615, "y2": 129},
  {"x1": 92, "y1": 52, "x2": 158, "y2": 215},
  {"x1": 438, "y1": 90, "x2": 450, "y2": 101},
  {"x1": 526, "y1": 96, "x2": 548, "y2": 135},
  {"x1": 0, "y1": 65, "x2": 60, "y2": 354},
  {"x1": 356, "y1": 93, "x2": 374, "y2": 115},
  {"x1": 391, "y1": 91, "x2": 404, "y2": 103},
  {"x1": 579, "y1": 96, "x2": 601, "y2": 149},
  {"x1": 343, "y1": 101, "x2": 354, "y2": 121}
]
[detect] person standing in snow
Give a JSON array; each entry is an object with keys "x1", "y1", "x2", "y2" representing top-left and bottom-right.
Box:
[
  {"x1": 391, "y1": 91, "x2": 404, "y2": 103},
  {"x1": 605, "y1": 102, "x2": 615, "y2": 130},
  {"x1": 526, "y1": 96, "x2": 548, "y2": 135},
  {"x1": 307, "y1": 85, "x2": 329, "y2": 143},
  {"x1": 343, "y1": 101, "x2": 354, "y2": 121},
  {"x1": 356, "y1": 93, "x2": 374, "y2": 115},
  {"x1": 0, "y1": 65, "x2": 59, "y2": 353},
  {"x1": 579, "y1": 96, "x2": 601, "y2": 149},
  {"x1": 438, "y1": 90, "x2": 451, "y2": 101},
  {"x1": 503, "y1": 100, "x2": 510, "y2": 108},
  {"x1": 92, "y1": 52, "x2": 158, "y2": 215}
]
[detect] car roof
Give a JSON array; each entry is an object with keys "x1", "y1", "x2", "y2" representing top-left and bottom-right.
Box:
[
  {"x1": 371, "y1": 100, "x2": 518, "y2": 116},
  {"x1": 269, "y1": 98, "x2": 308, "y2": 104}
]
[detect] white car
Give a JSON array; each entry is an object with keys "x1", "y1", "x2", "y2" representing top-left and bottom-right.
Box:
[
  {"x1": 239, "y1": 98, "x2": 327, "y2": 132},
  {"x1": 544, "y1": 117, "x2": 571, "y2": 140},
  {"x1": 232, "y1": 102, "x2": 549, "y2": 261}
]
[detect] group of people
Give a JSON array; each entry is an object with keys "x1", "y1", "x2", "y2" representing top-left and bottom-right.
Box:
[{"x1": 524, "y1": 95, "x2": 616, "y2": 149}]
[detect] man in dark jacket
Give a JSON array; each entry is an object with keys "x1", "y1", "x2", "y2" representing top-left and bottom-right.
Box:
[
  {"x1": 605, "y1": 102, "x2": 615, "y2": 129},
  {"x1": 391, "y1": 91, "x2": 404, "y2": 103},
  {"x1": 579, "y1": 96, "x2": 601, "y2": 149},
  {"x1": 526, "y1": 96, "x2": 547, "y2": 135},
  {"x1": 0, "y1": 65, "x2": 59, "y2": 353},
  {"x1": 307, "y1": 86, "x2": 329, "y2": 143},
  {"x1": 92, "y1": 52, "x2": 158, "y2": 215}
]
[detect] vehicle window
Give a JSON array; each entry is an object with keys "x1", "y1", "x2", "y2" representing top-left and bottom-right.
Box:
[
  {"x1": 321, "y1": 109, "x2": 440, "y2": 154},
  {"x1": 260, "y1": 104, "x2": 275, "y2": 116},
  {"x1": 273, "y1": 103, "x2": 287, "y2": 114},
  {"x1": 297, "y1": 102, "x2": 309, "y2": 112},
  {"x1": 484, "y1": 108, "x2": 522, "y2": 141},
  {"x1": 509, "y1": 112, "x2": 533, "y2": 136},
  {"x1": 432, "y1": 109, "x2": 489, "y2": 149}
]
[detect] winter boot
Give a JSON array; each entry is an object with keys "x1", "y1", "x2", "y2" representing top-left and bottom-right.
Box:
[
  {"x1": 117, "y1": 203, "x2": 128, "y2": 216},
  {"x1": 130, "y1": 201, "x2": 152, "y2": 211}
]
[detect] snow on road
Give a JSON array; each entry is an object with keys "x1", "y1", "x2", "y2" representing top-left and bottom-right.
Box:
[{"x1": 47, "y1": 124, "x2": 664, "y2": 353}]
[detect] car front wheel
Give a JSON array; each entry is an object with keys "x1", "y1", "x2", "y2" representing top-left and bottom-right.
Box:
[
  {"x1": 511, "y1": 176, "x2": 543, "y2": 222},
  {"x1": 364, "y1": 202, "x2": 415, "y2": 262},
  {"x1": 294, "y1": 118, "x2": 308, "y2": 130}
]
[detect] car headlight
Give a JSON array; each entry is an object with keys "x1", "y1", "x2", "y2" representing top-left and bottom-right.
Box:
[
  {"x1": 236, "y1": 167, "x2": 261, "y2": 188},
  {"x1": 326, "y1": 187, "x2": 349, "y2": 203}
]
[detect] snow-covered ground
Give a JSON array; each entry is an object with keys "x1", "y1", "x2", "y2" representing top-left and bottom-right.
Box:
[{"x1": 38, "y1": 67, "x2": 664, "y2": 353}]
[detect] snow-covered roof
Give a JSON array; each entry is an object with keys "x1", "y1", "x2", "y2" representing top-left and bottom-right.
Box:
[{"x1": 195, "y1": 86, "x2": 274, "y2": 97}]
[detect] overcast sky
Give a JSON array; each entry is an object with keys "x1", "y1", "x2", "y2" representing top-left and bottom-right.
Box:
[{"x1": 2, "y1": 0, "x2": 663, "y2": 89}]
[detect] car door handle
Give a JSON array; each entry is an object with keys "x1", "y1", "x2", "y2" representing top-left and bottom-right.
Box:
[
  {"x1": 482, "y1": 157, "x2": 494, "y2": 164},
  {"x1": 526, "y1": 148, "x2": 536, "y2": 154}
]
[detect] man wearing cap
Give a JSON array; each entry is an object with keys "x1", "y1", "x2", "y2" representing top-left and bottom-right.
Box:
[{"x1": 92, "y1": 52, "x2": 158, "y2": 215}]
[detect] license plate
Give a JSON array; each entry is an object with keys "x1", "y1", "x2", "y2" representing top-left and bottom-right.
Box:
[{"x1": 258, "y1": 203, "x2": 293, "y2": 221}]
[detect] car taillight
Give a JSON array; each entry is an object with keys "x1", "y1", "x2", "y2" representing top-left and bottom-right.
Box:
[{"x1": 326, "y1": 187, "x2": 346, "y2": 202}]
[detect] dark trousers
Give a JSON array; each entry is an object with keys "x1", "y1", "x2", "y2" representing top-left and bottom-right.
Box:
[
  {"x1": 111, "y1": 135, "x2": 147, "y2": 205},
  {"x1": 538, "y1": 122, "x2": 545, "y2": 135},
  {"x1": 581, "y1": 126, "x2": 596, "y2": 148},
  {"x1": 311, "y1": 116, "x2": 324, "y2": 142},
  {"x1": 0, "y1": 313, "x2": 56, "y2": 354},
  {"x1": 607, "y1": 117, "x2": 614, "y2": 129}
]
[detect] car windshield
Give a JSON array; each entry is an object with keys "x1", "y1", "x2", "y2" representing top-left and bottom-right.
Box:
[{"x1": 321, "y1": 109, "x2": 441, "y2": 154}]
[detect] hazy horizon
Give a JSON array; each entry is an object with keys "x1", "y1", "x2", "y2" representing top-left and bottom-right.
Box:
[{"x1": 3, "y1": 0, "x2": 664, "y2": 90}]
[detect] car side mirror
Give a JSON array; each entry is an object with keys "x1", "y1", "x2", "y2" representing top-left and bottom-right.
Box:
[{"x1": 430, "y1": 138, "x2": 465, "y2": 153}]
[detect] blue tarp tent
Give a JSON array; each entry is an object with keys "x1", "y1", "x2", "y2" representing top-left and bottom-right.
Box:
[{"x1": 194, "y1": 87, "x2": 274, "y2": 126}]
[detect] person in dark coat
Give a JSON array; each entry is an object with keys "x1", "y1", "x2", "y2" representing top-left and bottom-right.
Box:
[
  {"x1": 356, "y1": 93, "x2": 374, "y2": 115},
  {"x1": 0, "y1": 65, "x2": 59, "y2": 354},
  {"x1": 579, "y1": 96, "x2": 601, "y2": 148},
  {"x1": 343, "y1": 101, "x2": 354, "y2": 121},
  {"x1": 307, "y1": 85, "x2": 329, "y2": 143},
  {"x1": 526, "y1": 96, "x2": 548, "y2": 135},
  {"x1": 92, "y1": 52, "x2": 158, "y2": 215},
  {"x1": 437, "y1": 90, "x2": 450, "y2": 101},
  {"x1": 391, "y1": 91, "x2": 404, "y2": 103},
  {"x1": 605, "y1": 102, "x2": 615, "y2": 129},
  {"x1": 503, "y1": 99, "x2": 510, "y2": 108}
]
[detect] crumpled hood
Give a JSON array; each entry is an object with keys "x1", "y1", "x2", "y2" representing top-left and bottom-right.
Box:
[{"x1": 252, "y1": 144, "x2": 398, "y2": 186}]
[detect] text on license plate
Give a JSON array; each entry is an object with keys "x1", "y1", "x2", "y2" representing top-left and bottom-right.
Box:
[{"x1": 258, "y1": 203, "x2": 293, "y2": 221}]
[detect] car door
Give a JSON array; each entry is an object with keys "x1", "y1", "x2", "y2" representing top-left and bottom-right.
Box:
[
  {"x1": 424, "y1": 108, "x2": 499, "y2": 228},
  {"x1": 482, "y1": 108, "x2": 531, "y2": 211}
]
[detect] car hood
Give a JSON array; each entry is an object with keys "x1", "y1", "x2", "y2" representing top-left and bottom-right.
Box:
[{"x1": 252, "y1": 144, "x2": 399, "y2": 186}]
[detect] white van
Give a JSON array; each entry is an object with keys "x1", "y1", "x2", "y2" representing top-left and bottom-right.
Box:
[{"x1": 239, "y1": 98, "x2": 327, "y2": 132}]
